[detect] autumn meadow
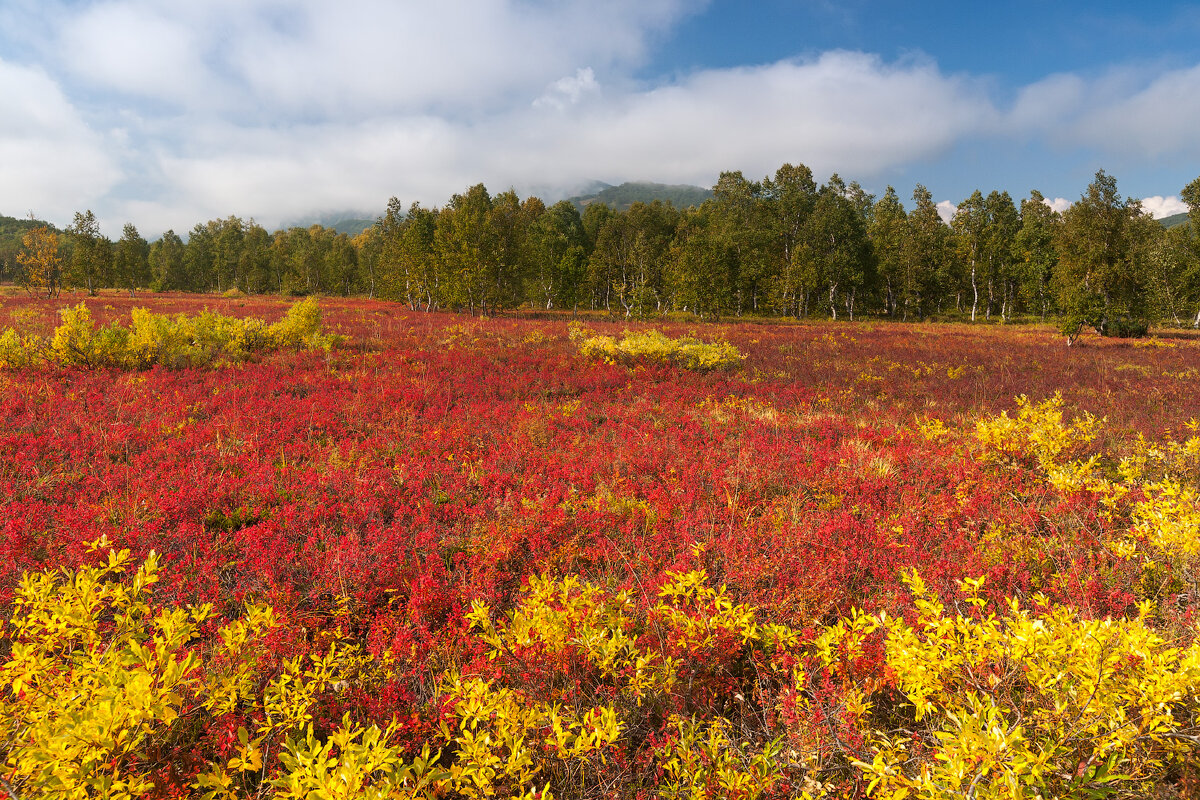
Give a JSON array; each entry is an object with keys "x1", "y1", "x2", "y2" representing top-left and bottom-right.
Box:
[{"x1": 1, "y1": 291, "x2": 1199, "y2": 798}]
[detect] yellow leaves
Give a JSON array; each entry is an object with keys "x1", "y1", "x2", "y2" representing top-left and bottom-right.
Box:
[
  {"x1": 433, "y1": 676, "x2": 605, "y2": 798},
  {"x1": 914, "y1": 416, "x2": 950, "y2": 440},
  {"x1": 973, "y1": 393, "x2": 1101, "y2": 472},
  {"x1": 0, "y1": 544, "x2": 378, "y2": 800},
  {"x1": 975, "y1": 396, "x2": 1200, "y2": 600},
  {"x1": 0, "y1": 547, "x2": 209, "y2": 800},
  {"x1": 448, "y1": 571, "x2": 807, "y2": 797},
  {"x1": 17, "y1": 225, "x2": 64, "y2": 298},
  {"x1": 577, "y1": 328, "x2": 745, "y2": 371},
  {"x1": 1, "y1": 298, "x2": 338, "y2": 371},
  {"x1": 658, "y1": 568, "x2": 761, "y2": 649},
  {"x1": 1132, "y1": 478, "x2": 1200, "y2": 559},
  {"x1": 265, "y1": 715, "x2": 448, "y2": 800},
  {"x1": 831, "y1": 572, "x2": 1200, "y2": 799},
  {"x1": 654, "y1": 716, "x2": 787, "y2": 800}
]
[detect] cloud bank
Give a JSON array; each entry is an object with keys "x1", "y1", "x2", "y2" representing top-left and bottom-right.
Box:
[{"x1": 0, "y1": 1, "x2": 1197, "y2": 234}]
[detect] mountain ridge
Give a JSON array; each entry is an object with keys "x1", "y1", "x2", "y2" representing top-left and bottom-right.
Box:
[{"x1": 568, "y1": 181, "x2": 714, "y2": 212}]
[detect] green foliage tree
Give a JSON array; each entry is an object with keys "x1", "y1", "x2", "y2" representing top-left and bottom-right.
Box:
[
  {"x1": 1013, "y1": 191, "x2": 1061, "y2": 320},
  {"x1": 983, "y1": 190, "x2": 1020, "y2": 320},
  {"x1": 114, "y1": 223, "x2": 151, "y2": 294},
  {"x1": 620, "y1": 201, "x2": 677, "y2": 318},
  {"x1": 66, "y1": 210, "x2": 107, "y2": 295},
  {"x1": 581, "y1": 202, "x2": 619, "y2": 311},
  {"x1": 801, "y1": 175, "x2": 873, "y2": 320},
  {"x1": 527, "y1": 200, "x2": 587, "y2": 312},
  {"x1": 1054, "y1": 170, "x2": 1157, "y2": 344},
  {"x1": 667, "y1": 204, "x2": 734, "y2": 320},
  {"x1": 903, "y1": 185, "x2": 950, "y2": 320},
  {"x1": 952, "y1": 190, "x2": 988, "y2": 320},
  {"x1": 352, "y1": 225, "x2": 381, "y2": 300},
  {"x1": 239, "y1": 222, "x2": 275, "y2": 294},
  {"x1": 869, "y1": 186, "x2": 908, "y2": 317},
  {"x1": 764, "y1": 163, "x2": 819, "y2": 317},
  {"x1": 484, "y1": 190, "x2": 538, "y2": 314},
  {"x1": 149, "y1": 230, "x2": 186, "y2": 292},
  {"x1": 213, "y1": 217, "x2": 245, "y2": 292},
  {"x1": 1182, "y1": 175, "x2": 1200, "y2": 232},
  {"x1": 1147, "y1": 224, "x2": 1200, "y2": 326},
  {"x1": 710, "y1": 171, "x2": 771, "y2": 314},
  {"x1": 400, "y1": 204, "x2": 441, "y2": 310},
  {"x1": 1180, "y1": 177, "x2": 1200, "y2": 326},
  {"x1": 184, "y1": 222, "x2": 216, "y2": 293},
  {"x1": 436, "y1": 184, "x2": 494, "y2": 314}
]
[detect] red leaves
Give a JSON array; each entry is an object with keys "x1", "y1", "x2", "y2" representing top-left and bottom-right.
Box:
[{"x1": 1, "y1": 294, "x2": 1193, "y2": 790}]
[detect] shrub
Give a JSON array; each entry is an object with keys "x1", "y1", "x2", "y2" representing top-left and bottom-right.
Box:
[
  {"x1": 0, "y1": 543, "x2": 433, "y2": 800},
  {"x1": 0, "y1": 299, "x2": 336, "y2": 370},
  {"x1": 1099, "y1": 316, "x2": 1150, "y2": 339},
  {"x1": 973, "y1": 393, "x2": 1101, "y2": 472},
  {"x1": 840, "y1": 572, "x2": 1200, "y2": 799},
  {"x1": 577, "y1": 328, "x2": 744, "y2": 371}
]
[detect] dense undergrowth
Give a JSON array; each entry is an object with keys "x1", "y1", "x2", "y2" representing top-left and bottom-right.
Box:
[{"x1": 1, "y1": 294, "x2": 1199, "y2": 797}]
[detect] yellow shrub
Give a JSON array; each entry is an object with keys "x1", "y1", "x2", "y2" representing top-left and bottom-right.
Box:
[
  {"x1": 0, "y1": 327, "x2": 39, "y2": 368},
  {"x1": 268, "y1": 297, "x2": 336, "y2": 351},
  {"x1": 1, "y1": 541, "x2": 220, "y2": 799},
  {"x1": 973, "y1": 393, "x2": 1100, "y2": 472},
  {"x1": 0, "y1": 544, "x2": 414, "y2": 800},
  {"x1": 0, "y1": 299, "x2": 337, "y2": 371},
  {"x1": 577, "y1": 328, "x2": 744, "y2": 371},
  {"x1": 461, "y1": 570, "x2": 800, "y2": 798},
  {"x1": 975, "y1": 400, "x2": 1200, "y2": 597},
  {"x1": 838, "y1": 572, "x2": 1200, "y2": 799},
  {"x1": 49, "y1": 303, "x2": 101, "y2": 366}
]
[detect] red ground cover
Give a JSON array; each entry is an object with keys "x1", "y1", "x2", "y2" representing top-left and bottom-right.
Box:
[{"x1": 2, "y1": 292, "x2": 1198, "y2": 792}]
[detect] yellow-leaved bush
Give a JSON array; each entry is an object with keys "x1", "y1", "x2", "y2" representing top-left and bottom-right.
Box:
[
  {"x1": 0, "y1": 539, "x2": 420, "y2": 800},
  {"x1": 0, "y1": 549, "x2": 800, "y2": 799},
  {"x1": 972, "y1": 395, "x2": 1200, "y2": 615},
  {"x1": 5, "y1": 542, "x2": 1199, "y2": 799},
  {"x1": 571, "y1": 324, "x2": 744, "y2": 371},
  {"x1": 0, "y1": 297, "x2": 337, "y2": 370},
  {"x1": 457, "y1": 568, "x2": 800, "y2": 798},
  {"x1": 972, "y1": 393, "x2": 1101, "y2": 473},
  {"x1": 836, "y1": 571, "x2": 1200, "y2": 800}
]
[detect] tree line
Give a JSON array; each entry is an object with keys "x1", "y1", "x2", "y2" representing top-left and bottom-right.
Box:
[{"x1": 9, "y1": 166, "x2": 1200, "y2": 336}]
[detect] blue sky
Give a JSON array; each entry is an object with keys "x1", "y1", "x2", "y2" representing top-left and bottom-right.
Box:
[{"x1": 1, "y1": 1, "x2": 1198, "y2": 235}]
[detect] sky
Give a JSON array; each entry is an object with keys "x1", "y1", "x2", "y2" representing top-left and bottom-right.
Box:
[{"x1": 1, "y1": 0, "x2": 1199, "y2": 236}]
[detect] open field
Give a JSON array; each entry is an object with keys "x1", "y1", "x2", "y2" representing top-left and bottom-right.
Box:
[{"x1": 2, "y1": 294, "x2": 1200, "y2": 797}]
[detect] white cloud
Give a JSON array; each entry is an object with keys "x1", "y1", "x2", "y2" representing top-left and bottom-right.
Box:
[
  {"x1": 1077, "y1": 65, "x2": 1200, "y2": 157},
  {"x1": 1012, "y1": 64, "x2": 1200, "y2": 159},
  {"x1": 935, "y1": 200, "x2": 957, "y2": 223},
  {"x1": 31, "y1": 41, "x2": 1006, "y2": 233},
  {"x1": 0, "y1": 59, "x2": 121, "y2": 221},
  {"x1": 486, "y1": 51, "x2": 998, "y2": 194},
  {"x1": 1044, "y1": 197, "x2": 1071, "y2": 213},
  {"x1": 534, "y1": 68, "x2": 600, "y2": 111},
  {"x1": 2, "y1": 1, "x2": 1197, "y2": 235},
  {"x1": 58, "y1": 2, "x2": 213, "y2": 106},
  {"x1": 1140, "y1": 195, "x2": 1188, "y2": 219},
  {"x1": 47, "y1": 0, "x2": 694, "y2": 118}
]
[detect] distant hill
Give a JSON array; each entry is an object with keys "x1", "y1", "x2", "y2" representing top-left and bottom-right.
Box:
[
  {"x1": 1160, "y1": 212, "x2": 1190, "y2": 229},
  {"x1": 569, "y1": 181, "x2": 714, "y2": 212},
  {"x1": 282, "y1": 213, "x2": 375, "y2": 235}
]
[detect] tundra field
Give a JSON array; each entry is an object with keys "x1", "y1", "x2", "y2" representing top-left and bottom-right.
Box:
[{"x1": 2, "y1": 293, "x2": 1200, "y2": 799}]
